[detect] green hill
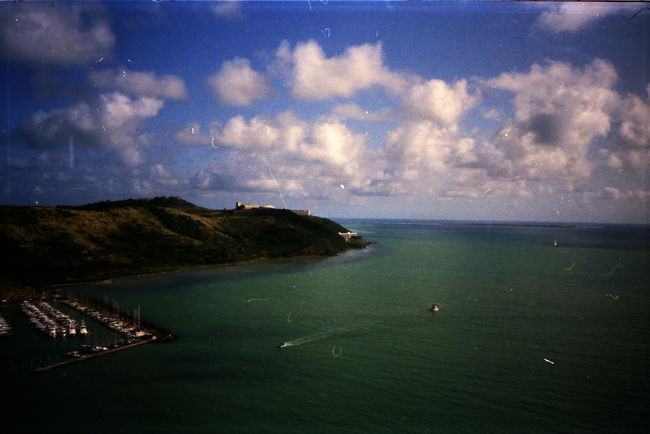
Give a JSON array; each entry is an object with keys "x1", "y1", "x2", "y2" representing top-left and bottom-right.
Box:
[{"x1": 0, "y1": 197, "x2": 368, "y2": 294}]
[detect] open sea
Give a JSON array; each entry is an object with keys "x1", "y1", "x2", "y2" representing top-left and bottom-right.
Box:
[{"x1": 3, "y1": 219, "x2": 649, "y2": 433}]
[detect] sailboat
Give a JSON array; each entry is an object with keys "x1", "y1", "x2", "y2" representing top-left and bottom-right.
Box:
[{"x1": 553, "y1": 240, "x2": 558, "y2": 247}]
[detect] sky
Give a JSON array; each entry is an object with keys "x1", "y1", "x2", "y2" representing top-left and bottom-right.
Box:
[{"x1": 0, "y1": 1, "x2": 648, "y2": 223}]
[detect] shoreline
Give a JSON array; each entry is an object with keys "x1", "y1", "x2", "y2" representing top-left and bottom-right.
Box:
[
  {"x1": 1, "y1": 246, "x2": 372, "y2": 302},
  {"x1": 62, "y1": 253, "x2": 339, "y2": 288}
]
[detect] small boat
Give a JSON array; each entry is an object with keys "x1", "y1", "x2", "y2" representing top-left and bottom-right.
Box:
[
  {"x1": 79, "y1": 321, "x2": 88, "y2": 335},
  {"x1": 431, "y1": 304, "x2": 440, "y2": 312},
  {"x1": 278, "y1": 342, "x2": 288, "y2": 349},
  {"x1": 553, "y1": 240, "x2": 558, "y2": 247}
]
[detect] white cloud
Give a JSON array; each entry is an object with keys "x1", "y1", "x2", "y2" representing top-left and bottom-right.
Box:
[
  {"x1": 385, "y1": 121, "x2": 456, "y2": 171},
  {"x1": 19, "y1": 92, "x2": 164, "y2": 166},
  {"x1": 535, "y1": 3, "x2": 634, "y2": 34},
  {"x1": 304, "y1": 120, "x2": 367, "y2": 166},
  {"x1": 215, "y1": 111, "x2": 369, "y2": 168},
  {"x1": 197, "y1": 56, "x2": 637, "y2": 202},
  {"x1": 0, "y1": 4, "x2": 114, "y2": 65},
  {"x1": 402, "y1": 78, "x2": 479, "y2": 124},
  {"x1": 381, "y1": 120, "x2": 505, "y2": 199},
  {"x1": 99, "y1": 93, "x2": 163, "y2": 128},
  {"x1": 206, "y1": 58, "x2": 271, "y2": 106},
  {"x1": 89, "y1": 69, "x2": 189, "y2": 100},
  {"x1": 278, "y1": 39, "x2": 477, "y2": 125},
  {"x1": 484, "y1": 59, "x2": 619, "y2": 181},
  {"x1": 594, "y1": 88, "x2": 650, "y2": 173},
  {"x1": 216, "y1": 111, "x2": 307, "y2": 151},
  {"x1": 381, "y1": 118, "x2": 540, "y2": 199},
  {"x1": 189, "y1": 112, "x2": 397, "y2": 199},
  {"x1": 276, "y1": 39, "x2": 407, "y2": 100},
  {"x1": 616, "y1": 93, "x2": 650, "y2": 148}
]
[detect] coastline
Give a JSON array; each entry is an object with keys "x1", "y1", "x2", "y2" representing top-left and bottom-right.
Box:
[{"x1": 1, "y1": 246, "x2": 372, "y2": 302}]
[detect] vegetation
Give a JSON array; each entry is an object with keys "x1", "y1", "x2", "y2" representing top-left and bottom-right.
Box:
[{"x1": 0, "y1": 197, "x2": 368, "y2": 297}]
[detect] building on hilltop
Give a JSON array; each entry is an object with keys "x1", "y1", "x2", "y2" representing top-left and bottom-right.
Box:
[
  {"x1": 235, "y1": 201, "x2": 259, "y2": 210},
  {"x1": 235, "y1": 202, "x2": 309, "y2": 216}
]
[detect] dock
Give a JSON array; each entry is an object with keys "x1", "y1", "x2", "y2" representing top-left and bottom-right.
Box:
[{"x1": 34, "y1": 337, "x2": 155, "y2": 373}]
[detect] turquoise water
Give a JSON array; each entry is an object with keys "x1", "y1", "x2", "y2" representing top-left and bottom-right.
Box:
[{"x1": 4, "y1": 220, "x2": 649, "y2": 432}]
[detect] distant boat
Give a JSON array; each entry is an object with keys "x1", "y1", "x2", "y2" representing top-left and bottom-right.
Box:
[
  {"x1": 431, "y1": 304, "x2": 440, "y2": 312},
  {"x1": 553, "y1": 240, "x2": 558, "y2": 247}
]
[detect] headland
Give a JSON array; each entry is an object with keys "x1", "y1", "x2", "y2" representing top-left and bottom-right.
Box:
[{"x1": 0, "y1": 197, "x2": 370, "y2": 300}]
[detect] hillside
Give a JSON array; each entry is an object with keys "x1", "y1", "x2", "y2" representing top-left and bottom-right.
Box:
[{"x1": 0, "y1": 197, "x2": 368, "y2": 293}]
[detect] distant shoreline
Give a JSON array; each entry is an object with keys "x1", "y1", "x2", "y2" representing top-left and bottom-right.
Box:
[
  {"x1": 68, "y1": 253, "x2": 336, "y2": 289},
  {"x1": 334, "y1": 218, "x2": 650, "y2": 229},
  {"x1": 451, "y1": 222, "x2": 576, "y2": 229}
]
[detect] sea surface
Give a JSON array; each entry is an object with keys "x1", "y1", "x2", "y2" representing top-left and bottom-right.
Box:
[{"x1": 3, "y1": 220, "x2": 649, "y2": 433}]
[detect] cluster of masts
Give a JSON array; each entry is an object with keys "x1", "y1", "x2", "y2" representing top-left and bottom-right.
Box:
[
  {"x1": 21, "y1": 301, "x2": 88, "y2": 338},
  {"x1": 64, "y1": 299, "x2": 148, "y2": 339},
  {"x1": 0, "y1": 314, "x2": 11, "y2": 336}
]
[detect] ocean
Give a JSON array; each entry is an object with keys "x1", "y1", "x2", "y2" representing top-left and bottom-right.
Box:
[{"x1": 3, "y1": 220, "x2": 649, "y2": 433}]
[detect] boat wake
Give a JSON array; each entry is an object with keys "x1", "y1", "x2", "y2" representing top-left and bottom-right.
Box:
[
  {"x1": 278, "y1": 314, "x2": 414, "y2": 349},
  {"x1": 279, "y1": 317, "x2": 396, "y2": 349},
  {"x1": 280, "y1": 327, "x2": 348, "y2": 348}
]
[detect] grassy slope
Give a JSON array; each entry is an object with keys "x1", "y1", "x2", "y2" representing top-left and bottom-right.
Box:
[{"x1": 0, "y1": 198, "x2": 365, "y2": 290}]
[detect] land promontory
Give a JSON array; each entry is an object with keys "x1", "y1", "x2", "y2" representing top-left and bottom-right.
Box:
[{"x1": 0, "y1": 197, "x2": 368, "y2": 297}]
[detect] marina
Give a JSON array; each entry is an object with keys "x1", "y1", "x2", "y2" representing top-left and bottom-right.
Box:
[{"x1": 5, "y1": 294, "x2": 176, "y2": 373}]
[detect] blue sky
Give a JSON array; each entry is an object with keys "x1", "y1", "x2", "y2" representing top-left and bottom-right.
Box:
[{"x1": 1, "y1": 1, "x2": 648, "y2": 223}]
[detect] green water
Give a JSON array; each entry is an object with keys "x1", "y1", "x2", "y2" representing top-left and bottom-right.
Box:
[{"x1": 4, "y1": 221, "x2": 649, "y2": 432}]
